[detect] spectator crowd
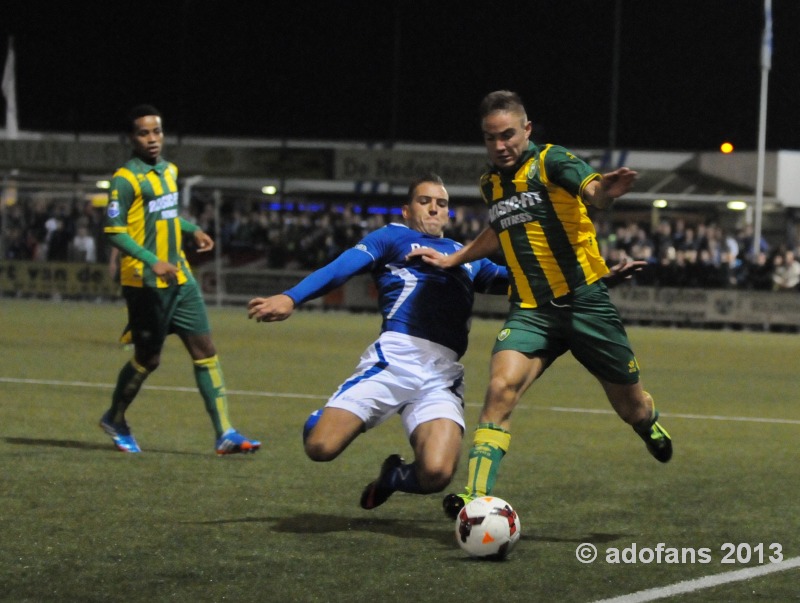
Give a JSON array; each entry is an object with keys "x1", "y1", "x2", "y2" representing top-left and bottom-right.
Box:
[{"x1": 3, "y1": 193, "x2": 800, "y2": 293}]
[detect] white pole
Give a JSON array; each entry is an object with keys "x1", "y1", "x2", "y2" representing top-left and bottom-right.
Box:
[
  {"x1": 753, "y1": 0, "x2": 772, "y2": 258},
  {"x1": 213, "y1": 188, "x2": 223, "y2": 308},
  {"x1": 2, "y1": 36, "x2": 18, "y2": 138}
]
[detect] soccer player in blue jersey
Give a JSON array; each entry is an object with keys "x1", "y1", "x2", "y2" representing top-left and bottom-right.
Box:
[
  {"x1": 409, "y1": 90, "x2": 672, "y2": 519},
  {"x1": 99, "y1": 104, "x2": 261, "y2": 455},
  {"x1": 247, "y1": 174, "x2": 509, "y2": 509}
]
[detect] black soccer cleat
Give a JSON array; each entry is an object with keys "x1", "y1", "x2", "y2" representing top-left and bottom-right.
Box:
[
  {"x1": 443, "y1": 492, "x2": 471, "y2": 520},
  {"x1": 636, "y1": 411, "x2": 673, "y2": 463},
  {"x1": 360, "y1": 454, "x2": 404, "y2": 510}
]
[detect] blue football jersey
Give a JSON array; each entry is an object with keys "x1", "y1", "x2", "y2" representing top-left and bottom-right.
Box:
[{"x1": 284, "y1": 223, "x2": 507, "y2": 357}]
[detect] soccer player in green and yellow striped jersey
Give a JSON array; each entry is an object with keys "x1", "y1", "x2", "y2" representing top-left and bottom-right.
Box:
[
  {"x1": 409, "y1": 90, "x2": 672, "y2": 519},
  {"x1": 99, "y1": 104, "x2": 261, "y2": 455}
]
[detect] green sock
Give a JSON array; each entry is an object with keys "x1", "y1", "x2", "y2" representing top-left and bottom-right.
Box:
[
  {"x1": 194, "y1": 355, "x2": 232, "y2": 438},
  {"x1": 109, "y1": 359, "x2": 149, "y2": 424},
  {"x1": 465, "y1": 423, "x2": 511, "y2": 498}
]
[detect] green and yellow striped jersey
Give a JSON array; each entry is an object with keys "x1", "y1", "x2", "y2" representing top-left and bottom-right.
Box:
[
  {"x1": 479, "y1": 142, "x2": 608, "y2": 308},
  {"x1": 104, "y1": 156, "x2": 192, "y2": 288}
]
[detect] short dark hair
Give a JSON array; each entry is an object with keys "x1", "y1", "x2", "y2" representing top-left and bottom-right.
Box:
[
  {"x1": 406, "y1": 173, "x2": 444, "y2": 203},
  {"x1": 125, "y1": 104, "x2": 161, "y2": 132},
  {"x1": 479, "y1": 90, "x2": 527, "y2": 121}
]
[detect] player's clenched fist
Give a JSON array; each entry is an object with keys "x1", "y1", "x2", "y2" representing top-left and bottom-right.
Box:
[{"x1": 247, "y1": 294, "x2": 296, "y2": 322}]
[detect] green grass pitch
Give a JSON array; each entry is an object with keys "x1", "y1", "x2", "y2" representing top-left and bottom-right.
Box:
[{"x1": 1, "y1": 298, "x2": 798, "y2": 602}]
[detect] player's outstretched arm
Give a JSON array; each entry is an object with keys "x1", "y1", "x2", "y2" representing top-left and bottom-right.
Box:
[
  {"x1": 583, "y1": 167, "x2": 638, "y2": 209},
  {"x1": 603, "y1": 258, "x2": 647, "y2": 288},
  {"x1": 407, "y1": 227, "x2": 500, "y2": 267},
  {"x1": 249, "y1": 247, "x2": 374, "y2": 323},
  {"x1": 248, "y1": 294, "x2": 296, "y2": 322}
]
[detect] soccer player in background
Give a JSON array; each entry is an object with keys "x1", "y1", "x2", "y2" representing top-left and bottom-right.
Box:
[
  {"x1": 408, "y1": 90, "x2": 672, "y2": 519},
  {"x1": 247, "y1": 174, "x2": 509, "y2": 510},
  {"x1": 99, "y1": 104, "x2": 261, "y2": 455}
]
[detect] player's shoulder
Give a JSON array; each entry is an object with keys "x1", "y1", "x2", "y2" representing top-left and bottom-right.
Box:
[
  {"x1": 111, "y1": 163, "x2": 139, "y2": 191},
  {"x1": 365, "y1": 222, "x2": 408, "y2": 242},
  {"x1": 541, "y1": 143, "x2": 586, "y2": 164},
  {"x1": 113, "y1": 156, "x2": 138, "y2": 175},
  {"x1": 479, "y1": 163, "x2": 497, "y2": 184}
]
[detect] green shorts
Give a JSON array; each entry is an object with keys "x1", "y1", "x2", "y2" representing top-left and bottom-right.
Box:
[
  {"x1": 123, "y1": 278, "x2": 210, "y2": 350},
  {"x1": 492, "y1": 281, "x2": 640, "y2": 384}
]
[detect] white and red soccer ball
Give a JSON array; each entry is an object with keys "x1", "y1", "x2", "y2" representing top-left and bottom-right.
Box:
[{"x1": 455, "y1": 496, "x2": 521, "y2": 559}]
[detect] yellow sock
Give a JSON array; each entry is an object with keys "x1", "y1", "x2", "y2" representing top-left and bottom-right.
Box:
[{"x1": 465, "y1": 423, "x2": 511, "y2": 498}]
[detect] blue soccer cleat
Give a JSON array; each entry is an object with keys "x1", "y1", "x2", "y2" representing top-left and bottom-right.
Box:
[
  {"x1": 215, "y1": 429, "x2": 261, "y2": 455},
  {"x1": 99, "y1": 411, "x2": 141, "y2": 453}
]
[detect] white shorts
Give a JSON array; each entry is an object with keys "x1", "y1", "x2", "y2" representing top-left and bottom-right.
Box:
[{"x1": 326, "y1": 331, "x2": 466, "y2": 437}]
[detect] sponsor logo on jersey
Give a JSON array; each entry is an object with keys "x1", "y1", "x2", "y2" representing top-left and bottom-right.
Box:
[
  {"x1": 488, "y1": 190, "x2": 547, "y2": 231},
  {"x1": 148, "y1": 192, "x2": 179, "y2": 215},
  {"x1": 497, "y1": 328, "x2": 511, "y2": 341},
  {"x1": 488, "y1": 191, "x2": 544, "y2": 219},
  {"x1": 488, "y1": 191, "x2": 544, "y2": 223},
  {"x1": 107, "y1": 200, "x2": 120, "y2": 218},
  {"x1": 498, "y1": 213, "x2": 533, "y2": 230}
]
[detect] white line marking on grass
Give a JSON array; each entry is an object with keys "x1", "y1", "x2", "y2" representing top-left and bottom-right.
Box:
[
  {"x1": 542, "y1": 406, "x2": 800, "y2": 425},
  {"x1": 2, "y1": 377, "x2": 799, "y2": 423},
  {"x1": 0, "y1": 377, "x2": 328, "y2": 400},
  {"x1": 590, "y1": 556, "x2": 800, "y2": 603}
]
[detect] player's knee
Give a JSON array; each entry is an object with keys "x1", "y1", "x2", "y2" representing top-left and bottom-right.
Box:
[
  {"x1": 137, "y1": 357, "x2": 160, "y2": 373},
  {"x1": 417, "y1": 462, "x2": 456, "y2": 493},
  {"x1": 484, "y1": 381, "x2": 521, "y2": 422},
  {"x1": 303, "y1": 438, "x2": 341, "y2": 462}
]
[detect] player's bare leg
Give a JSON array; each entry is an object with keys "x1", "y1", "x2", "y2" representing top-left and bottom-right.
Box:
[
  {"x1": 443, "y1": 352, "x2": 545, "y2": 518},
  {"x1": 601, "y1": 380, "x2": 672, "y2": 462},
  {"x1": 410, "y1": 418, "x2": 463, "y2": 492},
  {"x1": 360, "y1": 418, "x2": 462, "y2": 510},
  {"x1": 304, "y1": 407, "x2": 365, "y2": 462}
]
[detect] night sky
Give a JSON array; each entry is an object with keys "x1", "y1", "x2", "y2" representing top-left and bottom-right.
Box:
[{"x1": 4, "y1": 0, "x2": 798, "y2": 152}]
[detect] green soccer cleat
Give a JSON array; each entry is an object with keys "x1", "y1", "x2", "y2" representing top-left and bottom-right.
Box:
[
  {"x1": 443, "y1": 492, "x2": 472, "y2": 520},
  {"x1": 636, "y1": 411, "x2": 672, "y2": 463}
]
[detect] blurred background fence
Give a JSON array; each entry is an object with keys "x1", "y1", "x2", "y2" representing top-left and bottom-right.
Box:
[{"x1": 2, "y1": 136, "x2": 800, "y2": 330}]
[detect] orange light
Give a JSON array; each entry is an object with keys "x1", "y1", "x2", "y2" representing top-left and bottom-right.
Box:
[{"x1": 720, "y1": 142, "x2": 734, "y2": 154}]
